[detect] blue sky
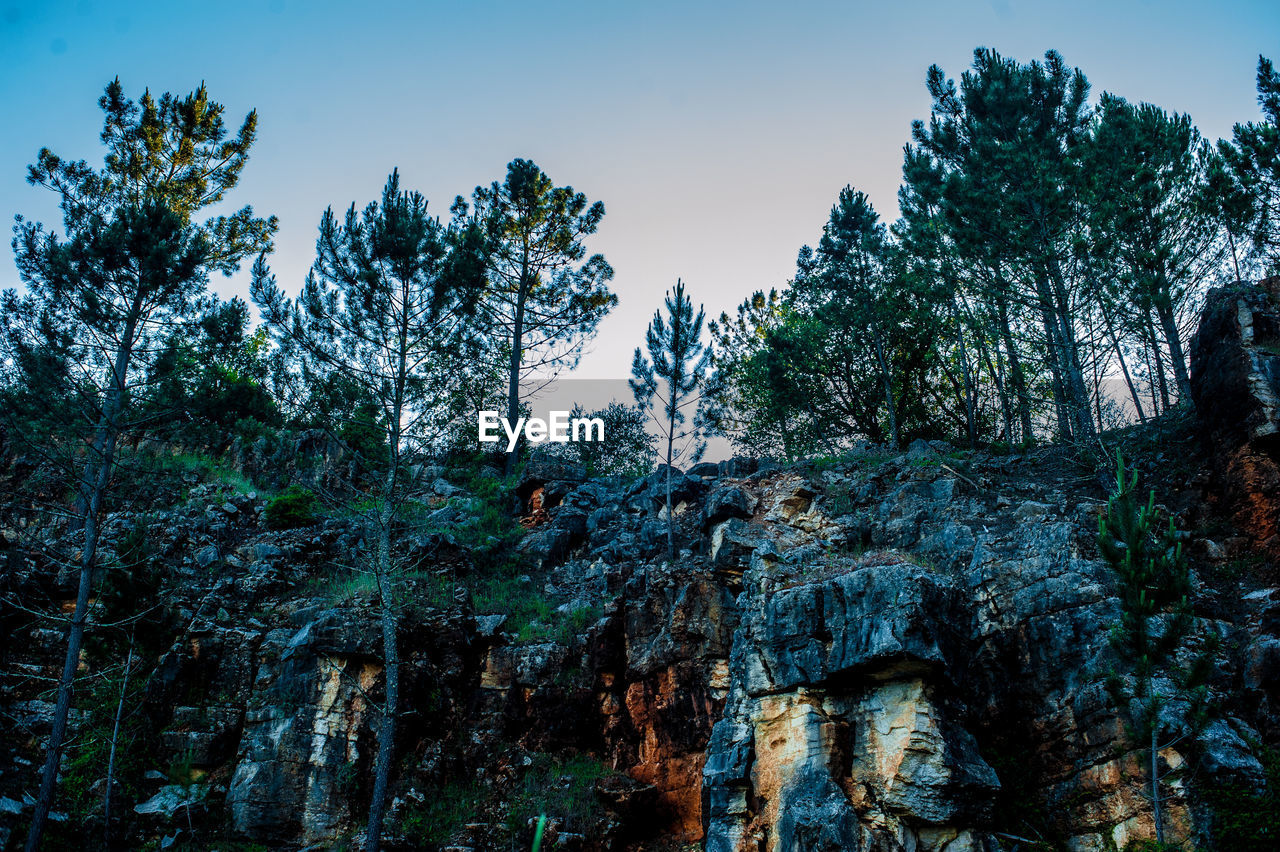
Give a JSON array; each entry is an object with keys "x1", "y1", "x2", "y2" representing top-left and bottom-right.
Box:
[{"x1": 2, "y1": 0, "x2": 1277, "y2": 379}]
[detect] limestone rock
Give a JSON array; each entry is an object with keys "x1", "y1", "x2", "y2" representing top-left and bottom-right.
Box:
[{"x1": 1191, "y1": 278, "x2": 1280, "y2": 555}]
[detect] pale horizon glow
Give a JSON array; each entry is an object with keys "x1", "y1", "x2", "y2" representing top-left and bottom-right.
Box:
[{"x1": 2, "y1": 0, "x2": 1277, "y2": 382}]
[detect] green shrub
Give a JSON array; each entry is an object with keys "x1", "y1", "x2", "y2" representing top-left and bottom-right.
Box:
[
  {"x1": 473, "y1": 573, "x2": 554, "y2": 638},
  {"x1": 399, "y1": 779, "x2": 487, "y2": 846},
  {"x1": 505, "y1": 753, "x2": 618, "y2": 836},
  {"x1": 1201, "y1": 743, "x2": 1279, "y2": 851},
  {"x1": 516, "y1": 603, "x2": 602, "y2": 643},
  {"x1": 265, "y1": 484, "x2": 318, "y2": 528},
  {"x1": 326, "y1": 572, "x2": 379, "y2": 604},
  {"x1": 1123, "y1": 841, "x2": 1178, "y2": 852}
]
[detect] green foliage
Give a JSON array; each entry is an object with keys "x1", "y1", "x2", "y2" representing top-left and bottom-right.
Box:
[
  {"x1": 631, "y1": 278, "x2": 712, "y2": 466},
  {"x1": 171, "y1": 452, "x2": 260, "y2": 496},
  {"x1": 504, "y1": 753, "x2": 617, "y2": 837},
  {"x1": 704, "y1": 288, "x2": 803, "y2": 458},
  {"x1": 436, "y1": 466, "x2": 527, "y2": 570},
  {"x1": 265, "y1": 484, "x2": 318, "y2": 529},
  {"x1": 295, "y1": 372, "x2": 389, "y2": 476},
  {"x1": 165, "y1": 748, "x2": 201, "y2": 786},
  {"x1": 468, "y1": 158, "x2": 617, "y2": 473},
  {"x1": 1215, "y1": 55, "x2": 1280, "y2": 275},
  {"x1": 398, "y1": 779, "x2": 487, "y2": 846},
  {"x1": 4, "y1": 78, "x2": 278, "y2": 459},
  {"x1": 1122, "y1": 841, "x2": 1178, "y2": 852},
  {"x1": 397, "y1": 754, "x2": 614, "y2": 849},
  {"x1": 1098, "y1": 451, "x2": 1194, "y2": 691},
  {"x1": 471, "y1": 573, "x2": 552, "y2": 638},
  {"x1": 632, "y1": 278, "x2": 712, "y2": 556},
  {"x1": 325, "y1": 572, "x2": 380, "y2": 605},
  {"x1": 253, "y1": 168, "x2": 489, "y2": 478},
  {"x1": 1084, "y1": 94, "x2": 1213, "y2": 403},
  {"x1": 137, "y1": 834, "x2": 271, "y2": 852},
  {"x1": 707, "y1": 187, "x2": 942, "y2": 457},
  {"x1": 1098, "y1": 450, "x2": 1216, "y2": 845},
  {"x1": 1201, "y1": 743, "x2": 1280, "y2": 851},
  {"x1": 54, "y1": 659, "x2": 158, "y2": 824},
  {"x1": 4, "y1": 79, "x2": 276, "y2": 851},
  {"x1": 516, "y1": 603, "x2": 602, "y2": 644},
  {"x1": 143, "y1": 297, "x2": 282, "y2": 451},
  {"x1": 538, "y1": 402, "x2": 656, "y2": 478}
]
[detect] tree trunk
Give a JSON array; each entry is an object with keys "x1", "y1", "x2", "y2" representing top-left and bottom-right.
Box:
[
  {"x1": 1144, "y1": 335, "x2": 1161, "y2": 419},
  {"x1": 1226, "y1": 227, "x2": 1242, "y2": 284},
  {"x1": 992, "y1": 337, "x2": 1014, "y2": 445},
  {"x1": 103, "y1": 631, "x2": 134, "y2": 846},
  {"x1": 954, "y1": 307, "x2": 978, "y2": 449},
  {"x1": 1151, "y1": 725, "x2": 1164, "y2": 845},
  {"x1": 871, "y1": 330, "x2": 900, "y2": 450},
  {"x1": 1039, "y1": 303, "x2": 1073, "y2": 442},
  {"x1": 25, "y1": 310, "x2": 137, "y2": 852},
  {"x1": 367, "y1": 288, "x2": 413, "y2": 852},
  {"x1": 1044, "y1": 259, "x2": 1095, "y2": 442},
  {"x1": 365, "y1": 511, "x2": 399, "y2": 852},
  {"x1": 1101, "y1": 307, "x2": 1146, "y2": 423},
  {"x1": 1056, "y1": 302, "x2": 1096, "y2": 441},
  {"x1": 504, "y1": 257, "x2": 530, "y2": 477},
  {"x1": 1146, "y1": 315, "x2": 1172, "y2": 413},
  {"x1": 1154, "y1": 296, "x2": 1191, "y2": 403},
  {"x1": 665, "y1": 419, "x2": 675, "y2": 560},
  {"x1": 997, "y1": 296, "x2": 1033, "y2": 444}
]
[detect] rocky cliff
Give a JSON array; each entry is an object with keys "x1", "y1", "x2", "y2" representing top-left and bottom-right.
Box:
[
  {"x1": 1191, "y1": 276, "x2": 1280, "y2": 564},
  {"x1": 2, "y1": 286, "x2": 1280, "y2": 852}
]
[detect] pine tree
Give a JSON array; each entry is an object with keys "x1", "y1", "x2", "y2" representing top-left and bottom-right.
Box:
[
  {"x1": 252, "y1": 169, "x2": 486, "y2": 852},
  {"x1": 1098, "y1": 452, "x2": 1214, "y2": 846},
  {"x1": 1085, "y1": 95, "x2": 1218, "y2": 403},
  {"x1": 4, "y1": 79, "x2": 275, "y2": 852},
  {"x1": 914, "y1": 49, "x2": 1097, "y2": 442},
  {"x1": 705, "y1": 289, "x2": 811, "y2": 458},
  {"x1": 1217, "y1": 55, "x2": 1280, "y2": 274},
  {"x1": 467, "y1": 159, "x2": 617, "y2": 474},
  {"x1": 802, "y1": 187, "x2": 909, "y2": 449},
  {"x1": 631, "y1": 279, "x2": 711, "y2": 558}
]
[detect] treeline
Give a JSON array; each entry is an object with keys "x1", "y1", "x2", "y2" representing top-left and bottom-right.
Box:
[{"x1": 706, "y1": 50, "x2": 1280, "y2": 457}]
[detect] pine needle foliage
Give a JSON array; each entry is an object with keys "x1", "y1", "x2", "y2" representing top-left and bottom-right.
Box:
[{"x1": 1098, "y1": 450, "x2": 1215, "y2": 846}]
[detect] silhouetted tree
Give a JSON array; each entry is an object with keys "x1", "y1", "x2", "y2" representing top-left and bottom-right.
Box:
[
  {"x1": 1217, "y1": 55, "x2": 1280, "y2": 274},
  {"x1": 467, "y1": 159, "x2": 616, "y2": 474},
  {"x1": 631, "y1": 279, "x2": 711, "y2": 558},
  {"x1": 1085, "y1": 95, "x2": 1218, "y2": 402},
  {"x1": 5, "y1": 78, "x2": 275, "y2": 852},
  {"x1": 252, "y1": 169, "x2": 486, "y2": 852}
]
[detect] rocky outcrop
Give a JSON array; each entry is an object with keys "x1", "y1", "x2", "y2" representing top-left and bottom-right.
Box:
[
  {"x1": 705, "y1": 553, "x2": 999, "y2": 852},
  {"x1": 3, "y1": 412, "x2": 1279, "y2": 850},
  {"x1": 1191, "y1": 277, "x2": 1280, "y2": 560}
]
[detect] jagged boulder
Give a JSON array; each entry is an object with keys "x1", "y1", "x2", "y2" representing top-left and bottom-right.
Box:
[
  {"x1": 705, "y1": 553, "x2": 998, "y2": 852},
  {"x1": 1191, "y1": 278, "x2": 1280, "y2": 557},
  {"x1": 704, "y1": 485, "x2": 756, "y2": 527}
]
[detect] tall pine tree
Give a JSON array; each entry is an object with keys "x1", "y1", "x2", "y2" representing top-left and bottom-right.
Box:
[
  {"x1": 252, "y1": 169, "x2": 487, "y2": 852},
  {"x1": 5, "y1": 79, "x2": 275, "y2": 852},
  {"x1": 631, "y1": 279, "x2": 711, "y2": 558},
  {"x1": 467, "y1": 159, "x2": 616, "y2": 474}
]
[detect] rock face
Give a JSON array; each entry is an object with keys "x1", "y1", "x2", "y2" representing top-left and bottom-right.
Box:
[
  {"x1": 4, "y1": 332, "x2": 1280, "y2": 850},
  {"x1": 705, "y1": 555, "x2": 1000, "y2": 852},
  {"x1": 226, "y1": 616, "x2": 382, "y2": 843},
  {"x1": 1191, "y1": 278, "x2": 1280, "y2": 558}
]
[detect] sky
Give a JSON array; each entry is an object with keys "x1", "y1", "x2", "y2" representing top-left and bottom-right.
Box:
[{"x1": 2, "y1": 0, "x2": 1278, "y2": 386}]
